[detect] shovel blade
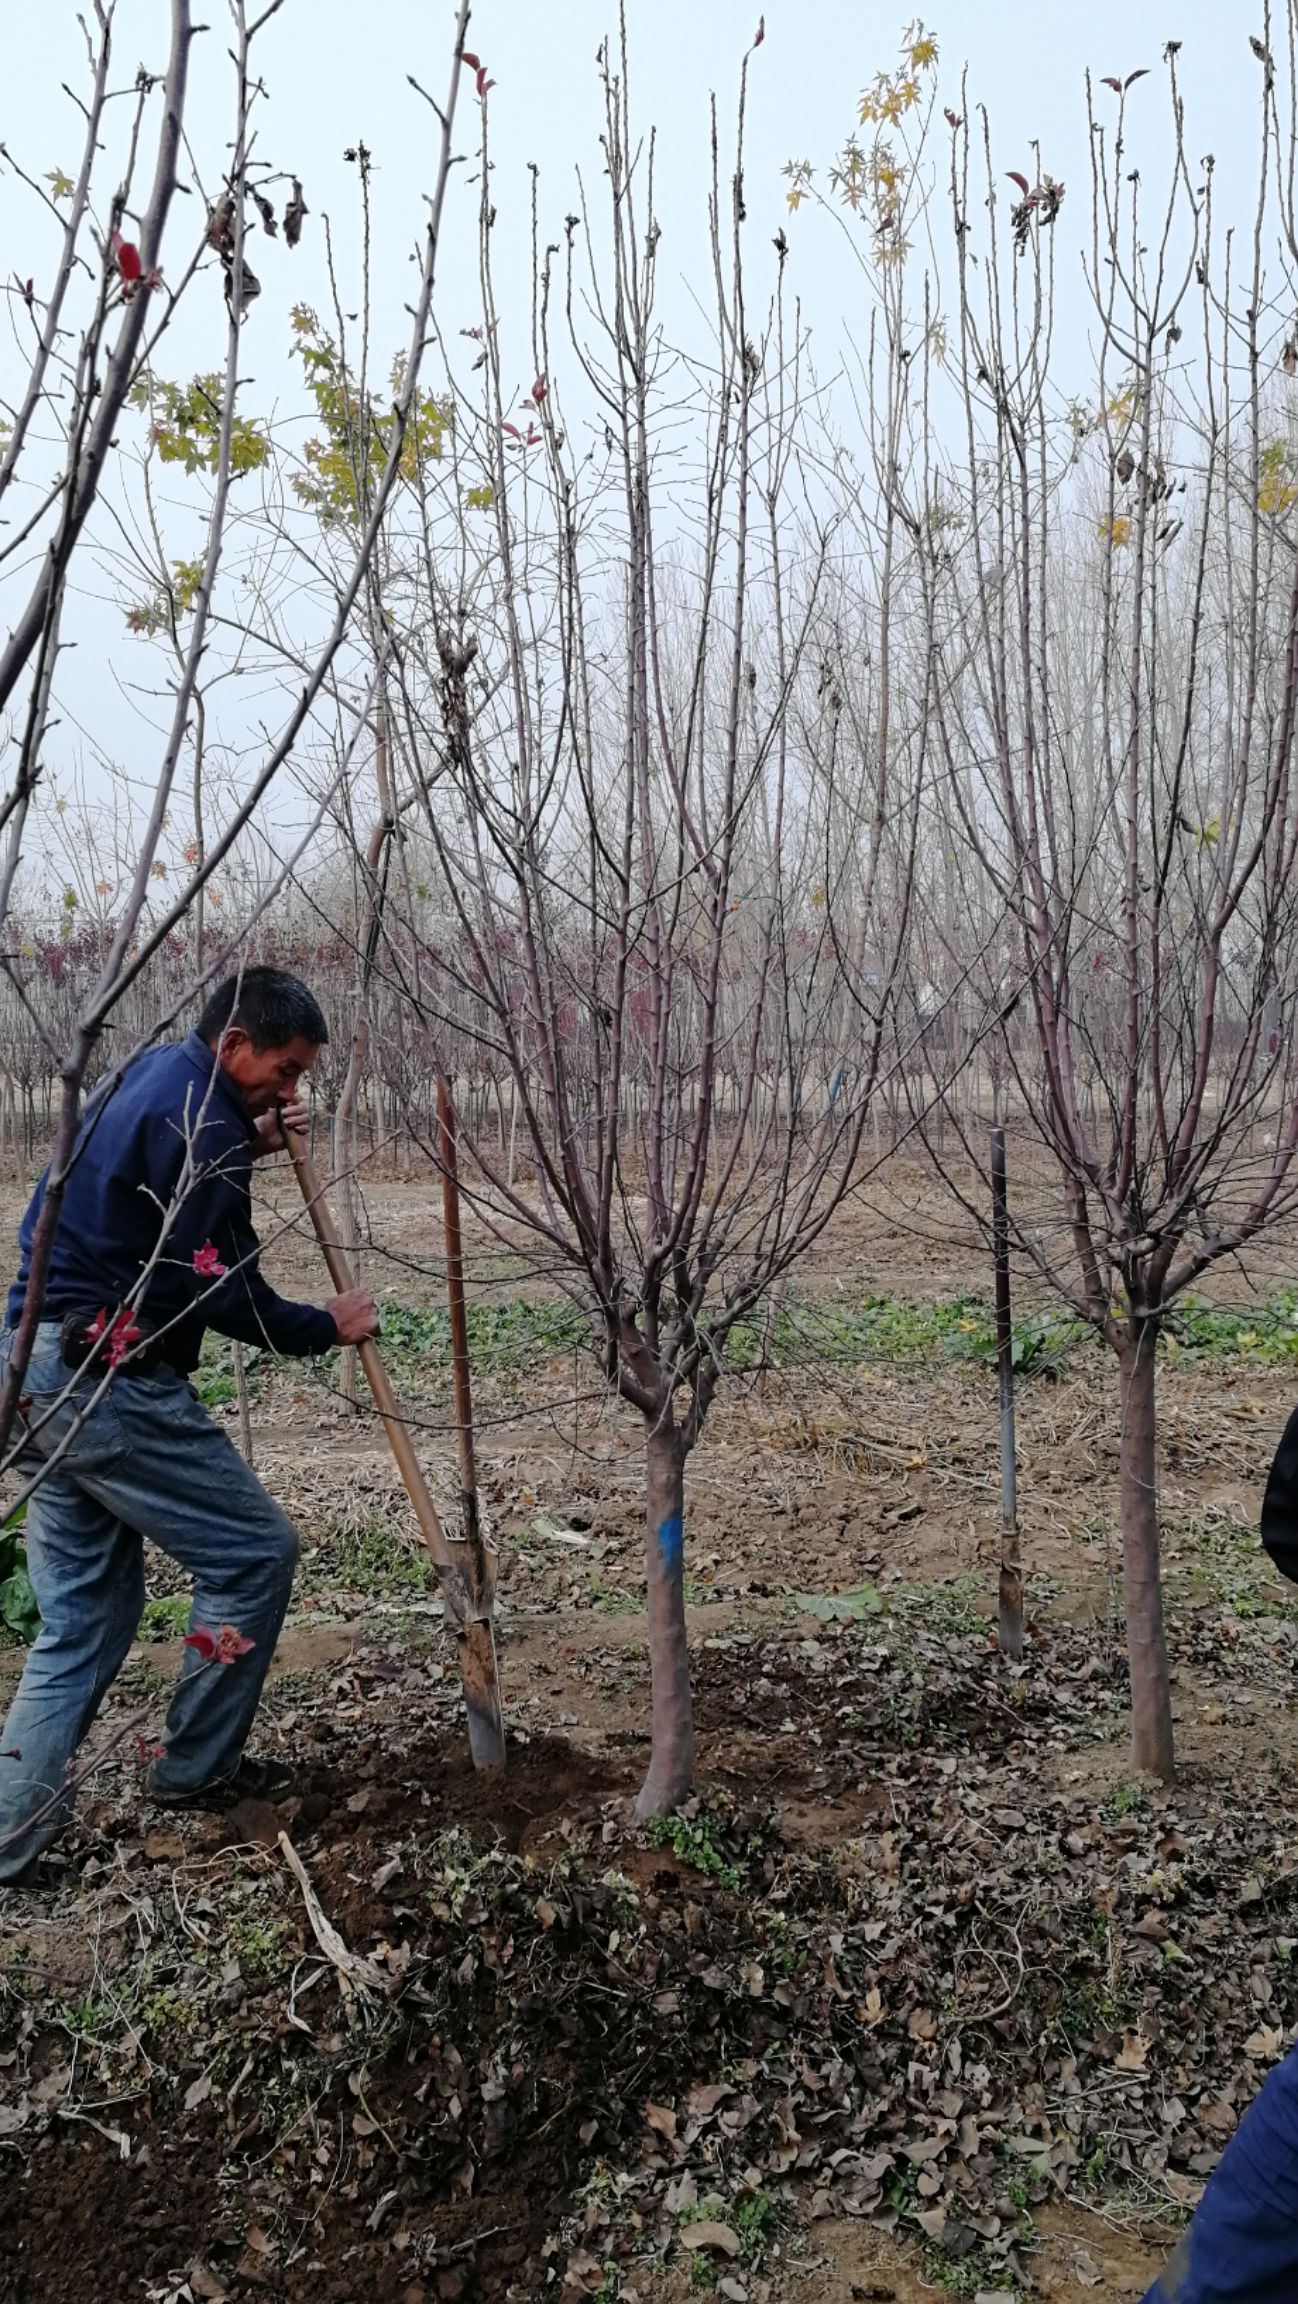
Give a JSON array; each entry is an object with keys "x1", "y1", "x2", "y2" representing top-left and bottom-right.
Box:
[{"x1": 458, "y1": 1616, "x2": 506, "y2": 1772}]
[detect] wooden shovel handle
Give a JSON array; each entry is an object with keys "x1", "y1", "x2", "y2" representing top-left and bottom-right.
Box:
[
  {"x1": 283, "y1": 1124, "x2": 471, "y2": 1609},
  {"x1": 281, "y1": 1120, "x2": 505, "y2": 1773}
]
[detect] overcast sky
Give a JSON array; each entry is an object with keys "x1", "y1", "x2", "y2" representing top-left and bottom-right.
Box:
[
  {"x1": 4, "y1": 1, "x2": 1269, "y2": 424},
  {"x1": 0, "y1": 1, "x2": 1273, "y2": 866}
]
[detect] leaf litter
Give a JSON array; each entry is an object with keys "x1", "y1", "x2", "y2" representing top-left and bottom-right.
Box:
[{"x1": 0, "y1": 1607, "x2": 1295, "y2": 2301}]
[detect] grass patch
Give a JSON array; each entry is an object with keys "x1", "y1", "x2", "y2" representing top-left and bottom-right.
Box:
[
  {"x1": 192, "y1": 1335, "x2": 264, "y2": 1409},
  {"x1": 138, "y1": 1591, "x2": 191, "y2": 1641},
  {"x1": 1165, "y1": 1290, "x2": 1298, "y2": 1361},
  {"x1": 380, "y1": 1299, "x2": 591, "y2": 1372},
  {"x1": 318, "y1": 1286, "x2": 1298, "y2": 1400},
  {"x1": 890, "y1": 1572, "x2": 989, "y2": 1639},
  {"x1": 333, "y1": 1516, "x2": 431, "y2": 1596},
  {"x1": 1164, "y1": 1511, "x2": 1289, "y2": 1620}
]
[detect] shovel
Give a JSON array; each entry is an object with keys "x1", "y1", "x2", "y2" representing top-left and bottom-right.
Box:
[{"x1": 283, "y1": 1122, "x2": 505, "y2": 1772}]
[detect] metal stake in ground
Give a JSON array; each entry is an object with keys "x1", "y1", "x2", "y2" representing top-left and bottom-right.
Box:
[
  {"x1": 991, "y1": 1125, "x2": 1024, "y2": 1660},
  {"x1": 436, "y1": 1075, "x2": 482, "y2": 1552},
  {"x1": 284, "y1": 1119, "x2": 505, "y2": 1772}
]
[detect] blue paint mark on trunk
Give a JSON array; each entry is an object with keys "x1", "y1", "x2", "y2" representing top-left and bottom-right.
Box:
[{"x1": 656, "y1": 1512, "x2": 684, "y2": 1578}]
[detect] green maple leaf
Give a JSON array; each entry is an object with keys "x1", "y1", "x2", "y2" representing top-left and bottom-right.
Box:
[{"x1": 46, "y1": 168, "x2": 74, "y2": 201}]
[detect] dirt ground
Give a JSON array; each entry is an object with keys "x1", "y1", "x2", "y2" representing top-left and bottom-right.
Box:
[{"x1": 3, "y1": 1158, "x2": 1298, "y2": 2301}]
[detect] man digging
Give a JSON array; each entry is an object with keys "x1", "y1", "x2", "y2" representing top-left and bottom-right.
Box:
[{"x1": 0, "y1": 968, "x2": 378, "y2": 1885}]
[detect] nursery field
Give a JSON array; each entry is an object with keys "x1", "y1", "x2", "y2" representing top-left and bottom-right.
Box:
[{"x1": 3, "y1": 1160, "x2": 1298, "y2": 2304}]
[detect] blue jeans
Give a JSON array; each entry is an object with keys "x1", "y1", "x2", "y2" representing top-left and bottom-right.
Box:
[{"x1": 0, "y1": 1322, "x2": 299, "y2": 1880}]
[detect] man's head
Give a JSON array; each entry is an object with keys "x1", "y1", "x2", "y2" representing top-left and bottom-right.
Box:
[{"x1": 196, "y1": 968, "x2": 329, "y2": 1115}]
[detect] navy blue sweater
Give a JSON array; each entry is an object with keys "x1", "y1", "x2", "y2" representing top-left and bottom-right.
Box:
[{"x1": 7, "y1": 1033, "x2": 337, "y2": 1372}]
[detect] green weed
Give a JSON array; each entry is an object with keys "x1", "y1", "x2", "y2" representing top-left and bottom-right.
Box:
[
  {"x1": 1167, "y1": 1512, "x2": 1287, "y2": 1620},
  {"x1": 734, "y1": 2190, "x2": 785, "y2": 2260},
  {"x1": 587, "y1": 1575, "x2": 635, "y2": 1613},
  {"x1": 0, "y1": 1503, "x2": 38, "y2": 1645},
  {"x1": 193, "y1": 1336, "x2": 263, "y2": 1408},
  {"x1": 796, "y1": 1580, "x2": 883, "y2": 1622},
  {"x1": 54, "y1": 1993, "x2": 117, "y2": 2040},
  {"x1": 138, "y1": 1592, "x2": 191, "y2": 1640},
  {"x1": 137, "y1": 1982, "x2": 201, "y2": 2039},
  {"x1": 1083, "y1": 2142, "x2": 1109, "y2": 2190},
  {"x1": 1108, "y1": 1781, "x2": 1148, "y2": 1822},
  {"x1": 891, "y1": 1573, "x2": 988, "y2": 1639},
  {"x1": 646, "y1": 1807, "x2": 742, "y2": 1891},
  {"x1": 380, "y1": 1299, "x2": 591, "y2": 1372},
  {"x1": 228, "y1": 1912, "x2": 290, "y2": 1980},
  {"x1": 334, "y1": 1518, "x2": 431, "y2": 1596},
  {"x1": 1165, "y1": 1291, "x2": 1298, "y2": 1362},
  {"x1": 921, "y1": 2246, "x2": 1017, "y2": 2298},
  {"x1": 724, "y1": 1292, "x2": 1088, "y2": 1377}
]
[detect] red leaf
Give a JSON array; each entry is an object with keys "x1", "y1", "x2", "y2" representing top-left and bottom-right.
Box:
[
  {"x1": 1101, "y1": 75, "x2": 1122, "y2": 90},
  {"x1": 111, "y1": 230, "x2": 142, "y2": 282},
  {"x1": 476, "y1": 64, "x2": 489, "y2": 96},
  {"x1": 753, "y1": 15, "x2": 765, "y2": 45},
  {"x1": 945, "y1": 108, "x2": 961, "y2": 128},
  {"x1": 1006, "y1": 171, "x2": 1030, "y2": 195},
  {"x1": 461, "y1": 49, "x2": 481, "y2": 69},
  {"x1": 502, "y1": 420, "x2": 520, "y2": 438},
  {"x1": 183, "y1": 1628, "x2": 219, "y2": 1661},
  {"x1": 532, "y1": 374, "x2": 547, "y2": 403}
]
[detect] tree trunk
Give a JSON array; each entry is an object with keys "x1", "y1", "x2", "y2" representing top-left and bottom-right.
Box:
[
  {"x1": 1118, "y1": 1327, "x2": 1174, "y2": 1780},
  {"x1": 636, "y1": 1417, "x2": 694, "y2": 1818}
]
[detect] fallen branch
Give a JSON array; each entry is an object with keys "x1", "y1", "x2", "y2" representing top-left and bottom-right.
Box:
[{"x1": 277, "y1": 1828, "x2": 389, "y2": 2003}]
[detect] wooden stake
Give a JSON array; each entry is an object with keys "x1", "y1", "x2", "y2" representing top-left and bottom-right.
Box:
[
  {"x1": 436, "y1": 1075, "x2": 481, "y2": 1551},
  {"x1": 991, "y1": 1125, "x2": 1024, "y2": 1659},
  {"x1": 285, "y1": 1122, "x2": 505, "y2": 1772},
  {"x1": 233, "y1": 1341, "x2": 254, "y2": 1467}
]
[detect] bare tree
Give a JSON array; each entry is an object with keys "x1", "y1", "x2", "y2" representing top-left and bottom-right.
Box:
[
  {"x1": 908, "y1": 19, "x2": 1298, "y2": 1776},
  {"x1": 338, "y1": 17, "x2": 926, "y2": 1815},
  {"x1": 0, "y1": 0, "x2": 473, "y2": 1462}
]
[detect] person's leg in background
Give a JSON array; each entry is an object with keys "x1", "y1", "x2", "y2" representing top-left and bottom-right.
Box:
[{"x1": 1143, "y1": 2041, "x2": 1298, "y2": 2301}]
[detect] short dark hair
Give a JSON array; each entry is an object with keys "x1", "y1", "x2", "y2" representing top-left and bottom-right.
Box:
[{"x1": 197, "y1": 967, "x2": 329, "y2": 1052}]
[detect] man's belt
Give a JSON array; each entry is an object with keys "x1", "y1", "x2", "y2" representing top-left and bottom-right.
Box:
[{"x1": 59, "y1": 1309, "x2": 180, "y2": 1377}]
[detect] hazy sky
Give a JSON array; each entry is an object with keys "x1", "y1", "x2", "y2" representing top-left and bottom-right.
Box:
[
  {"x1": 0, "y1": 1, "x2": 1273, "y2": 863},
  {"x1": 3, "y1": 1, "x2": 1268, "y2": 428}
]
